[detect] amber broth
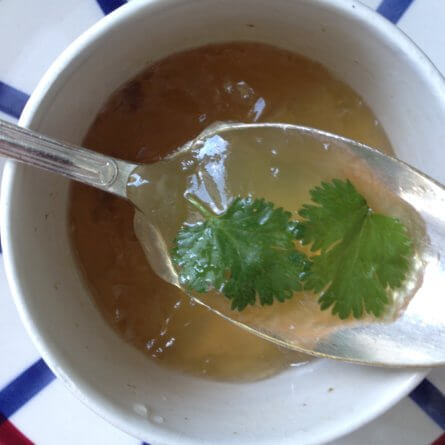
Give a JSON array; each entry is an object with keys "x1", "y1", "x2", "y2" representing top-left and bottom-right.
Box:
[{"x1": 70, "y1": 42, "x2": 392, "y2": 382}]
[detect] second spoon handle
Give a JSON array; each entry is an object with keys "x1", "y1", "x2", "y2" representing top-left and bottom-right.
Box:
[{"x1": 0, "y1": 119, "x2": 135, "y2": 198}]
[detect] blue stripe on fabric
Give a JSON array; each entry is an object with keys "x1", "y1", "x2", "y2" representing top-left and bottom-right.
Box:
[
  {"x1": 0, "y1": 82, "x2": 29, "y2": 119},
  {"x1": 409, "y1": 379, "x2": 445, "y2": 430},
  {"x1": 96, "y1": 0, "x2": 127, "y2": 15},
  {"x1": 377, "y1": 0, "x2": 415, "y2": 23},
  {"x1": 0, "y1": 359, "x2": 55, "y2": 422}
]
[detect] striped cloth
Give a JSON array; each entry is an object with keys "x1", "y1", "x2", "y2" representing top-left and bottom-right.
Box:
[{"x1": 0, "y1": 0, "x2": 444, "y2": 444}]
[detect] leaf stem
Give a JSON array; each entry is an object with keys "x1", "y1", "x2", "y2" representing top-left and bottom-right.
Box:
[{"x1": 187, "y1": 196, "x2": 215, "y2": 219}]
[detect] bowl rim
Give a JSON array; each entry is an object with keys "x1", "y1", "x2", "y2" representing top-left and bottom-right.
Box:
[{"x1": 1, "y1": 0, "x2": 441, "y2": 443}]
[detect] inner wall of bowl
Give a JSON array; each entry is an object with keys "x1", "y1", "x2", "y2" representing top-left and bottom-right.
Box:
[{"x1": 5, "y1": 0, "x2": 439, "y2": 444}]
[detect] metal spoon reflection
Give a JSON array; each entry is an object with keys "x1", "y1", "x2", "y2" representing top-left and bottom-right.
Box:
[{"x1": 1, "y1": 119, "x2": 444, "y2": 367}]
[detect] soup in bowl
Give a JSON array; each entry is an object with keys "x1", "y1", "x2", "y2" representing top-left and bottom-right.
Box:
[{"x1": 3, "y1": 0, "x2": 445, "y2": 444}]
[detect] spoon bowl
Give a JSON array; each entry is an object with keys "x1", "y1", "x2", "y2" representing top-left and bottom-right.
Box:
[{"x1": 128, "y1": 122, "x2": 444, "y2": 367}]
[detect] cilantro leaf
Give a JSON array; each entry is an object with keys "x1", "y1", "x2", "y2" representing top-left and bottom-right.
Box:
[
  {"x1": 172, "y1": 197, "x2": 311, "y2": 310},
  {"x1": 297, "y1": 179, "x2": 369, "y2": 252},
  {"x1": 297, "y1": 179, "x2": 412, "y2": 319}
]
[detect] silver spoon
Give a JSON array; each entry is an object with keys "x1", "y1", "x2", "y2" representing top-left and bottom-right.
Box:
[{"x1": 1, "y1": 119, "x2": 444, "y2": 368}]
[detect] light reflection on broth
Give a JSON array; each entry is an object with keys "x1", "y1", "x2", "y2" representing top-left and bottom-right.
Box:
[{"x1": 69, "y1": 42, "x2": 392, "y2": 381}]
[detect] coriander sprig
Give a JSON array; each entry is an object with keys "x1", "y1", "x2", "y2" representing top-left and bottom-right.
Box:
[
  {"x1": 296, "y1": 179, "x2": 412, "y2": 319},
  {"x1": 172, "y1": 196, "x2": 311, "y2": 311},
  {"x1": 171, "y1": 179, "x2": 413, "y2": 319}
]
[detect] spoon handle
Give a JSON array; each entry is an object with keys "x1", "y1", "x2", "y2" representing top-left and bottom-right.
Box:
[{"x1": 0, "y1": 119, "x2": 135, "y2": 198}]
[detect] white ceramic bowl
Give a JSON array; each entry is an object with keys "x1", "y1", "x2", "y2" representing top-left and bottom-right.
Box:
[{"x1": 2, "y1": 0, "x2": 445, "y2": 444}]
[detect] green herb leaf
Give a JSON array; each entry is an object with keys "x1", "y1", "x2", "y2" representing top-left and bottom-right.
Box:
[
  {"x1": 297, "y1": 179, "x2": 412, "y2": 319},
  {"x1": 172, "y1": 197, "x2": 311, "y2": 310}
]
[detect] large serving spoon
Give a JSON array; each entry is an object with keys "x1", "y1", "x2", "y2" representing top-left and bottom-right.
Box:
[{"x1": 1, "y1": 119, "x2": 444, "y2": 367}]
